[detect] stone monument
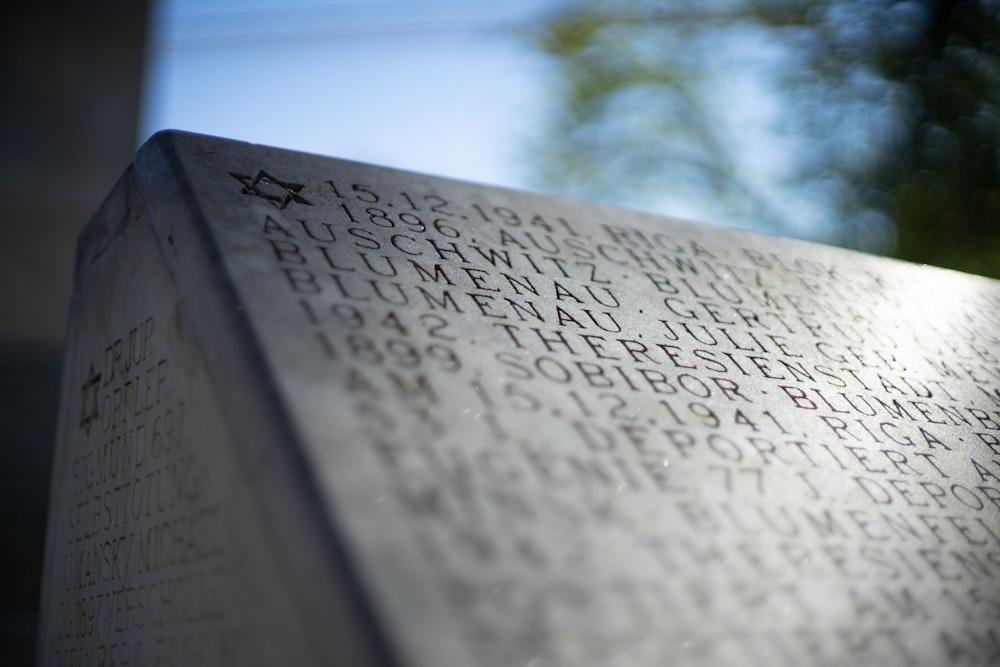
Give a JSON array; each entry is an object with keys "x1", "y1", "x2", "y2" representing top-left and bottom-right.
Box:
[{"x1": 39, "y1": 131, "x2": 1000, "y2": 666}]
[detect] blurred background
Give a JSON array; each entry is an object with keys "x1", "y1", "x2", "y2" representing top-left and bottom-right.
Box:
[{"x1": 2, "y1": 0, "x2": 999, "y2": 663}]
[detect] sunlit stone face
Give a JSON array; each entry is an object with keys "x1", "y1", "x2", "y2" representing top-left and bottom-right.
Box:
[{"x1": 40, "y1": 131, "x2": 1000, "y2": 667}]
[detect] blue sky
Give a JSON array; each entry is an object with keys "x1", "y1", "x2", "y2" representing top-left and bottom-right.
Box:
[
  {"x1": 140, "y1": 0, "x2": 824, "y2": 242},
  {"x1": 141, "y1": 0, "x2": 559, "y2": 189}
]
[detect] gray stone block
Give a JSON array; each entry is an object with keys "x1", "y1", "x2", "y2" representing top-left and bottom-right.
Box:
[{"x1": 40, "y1": 130, "x2": 1000, "y2": 666}]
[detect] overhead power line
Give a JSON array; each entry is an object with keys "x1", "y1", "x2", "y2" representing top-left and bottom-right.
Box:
[{"x1": 152, "y1": 3, "x2": 550, "y2": 50}]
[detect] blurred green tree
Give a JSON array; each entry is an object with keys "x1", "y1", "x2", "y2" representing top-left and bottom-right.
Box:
[{"x1": 532, "y1": 0, "x2": 1000, "y2": 276}]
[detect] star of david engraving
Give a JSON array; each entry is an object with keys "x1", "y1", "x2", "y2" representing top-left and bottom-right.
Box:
[
  {"x1": 230, "y1": 170, "x2": 312, "y2": 209},
  {"x1": 79, "y1": 362, "x2": 101, "y2": 435}
]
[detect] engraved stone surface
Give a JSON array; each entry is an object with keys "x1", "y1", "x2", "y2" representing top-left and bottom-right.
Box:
[{"x1": 40, "y1": 130, "x2": 1000, "y2": 666}]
